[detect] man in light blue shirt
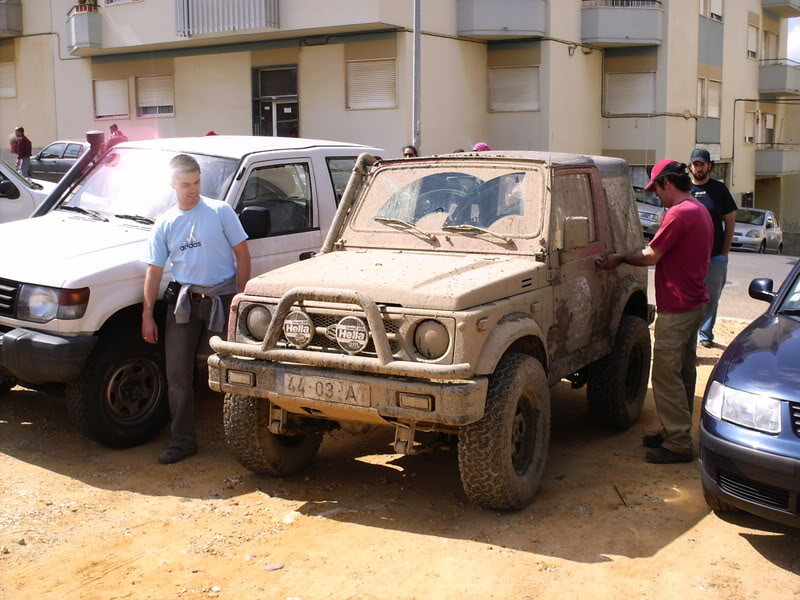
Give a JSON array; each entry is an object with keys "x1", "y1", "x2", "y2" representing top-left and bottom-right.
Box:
[{"x1": 142, "y1": 154, "x2": 250, "y2": 464}]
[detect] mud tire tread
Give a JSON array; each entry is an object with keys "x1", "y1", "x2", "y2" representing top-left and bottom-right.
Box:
[
  {"x1": 458, "y1": 353, "x2": 550, "y2": 511},
  {"x1": 224, "y1": 393, "x2": 323, "y2": 476}
]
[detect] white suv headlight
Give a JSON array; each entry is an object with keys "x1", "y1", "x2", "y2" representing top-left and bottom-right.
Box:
[
  {"x1": 704, "y1": 381, "x2": 781, "y2": 434},
  {"x1": 17, "y1": 285, "x2": 90, "y2": 324}
]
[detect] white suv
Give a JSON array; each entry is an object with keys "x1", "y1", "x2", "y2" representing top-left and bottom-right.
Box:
[{"x1": 0, "y1": 135, "x2": 382, "y2": 447}]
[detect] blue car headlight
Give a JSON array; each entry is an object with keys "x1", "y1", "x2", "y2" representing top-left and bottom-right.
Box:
[{"x1": 705, "y1": 381, "x2": 781, "y2": 434}]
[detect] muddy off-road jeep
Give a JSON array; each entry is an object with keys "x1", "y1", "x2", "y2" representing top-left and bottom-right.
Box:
[{"x1": 208, "y1": 151, "x2": 653, "y2": 510}]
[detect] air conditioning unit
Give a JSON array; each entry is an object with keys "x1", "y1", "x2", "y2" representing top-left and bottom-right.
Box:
[
  {"x1": 747, "y1": 50, "x2": 757, "y2": 59},
  {"x1": 745, "y1": 136, "x2": 754, "y2": 144}
]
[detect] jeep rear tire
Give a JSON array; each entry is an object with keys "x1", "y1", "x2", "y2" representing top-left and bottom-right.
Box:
[
  {"x1": 587, "y1": 315, "x2": 651, "y2": 430},
  {"x1": 224, "y1": 393, "x2": 323, "y2": 476},
  {"x1": 458, "y1": 353, "x2": 550, "y2": 511},
  {"x1": 65, "y1": 335, "x2": 169, "y2": 448}
]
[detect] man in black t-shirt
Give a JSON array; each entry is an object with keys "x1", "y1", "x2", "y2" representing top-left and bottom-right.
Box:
[{"x1": 689, "y1": 148, "x2": 737, "y2": 348}]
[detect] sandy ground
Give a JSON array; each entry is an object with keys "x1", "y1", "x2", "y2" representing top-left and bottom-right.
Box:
[{"x1": 1, "y1": 318, "x2": 799, "y2": 600}]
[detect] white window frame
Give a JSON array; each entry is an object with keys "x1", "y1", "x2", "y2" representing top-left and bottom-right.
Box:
[
  {"x1": 707, "y1": 80, "x2": 721, "y2": 118},
  {"x1": 488, "y1": 66, "x2": 540, "y2": 112},
  {"x1": 93, "y1": 78, "x2": 130, "y2": 120},
  {"x1": 697, "y1": 78, "x2": 706, "y2": 117},
  {"x1": 136, "y1": 74, "x2": 175, "y2": 118},
  {"x1": 604, "y1": 72, "x2": 656, "y2": 115},
  {"x1": 345, "y1": 58, "x2": 398, "y2": 111},
  {"x1": 0, "y1": 61, "x2": 16, "y2": 99},
  {"x1": 747, "y1": 25, "x2": 759, "y2": 60},
  {"x1": 744, "y1": 111, "x2": 756, "y2": 144}
]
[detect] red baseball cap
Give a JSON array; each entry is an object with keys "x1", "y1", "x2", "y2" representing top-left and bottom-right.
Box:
[{"x1": 644, "y1": 159, "x2": 685, "y2": 191}]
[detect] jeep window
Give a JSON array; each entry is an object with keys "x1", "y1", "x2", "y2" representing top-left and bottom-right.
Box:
[
  {"x1": 60, "y1": 149, "x2": 237, "y2": 221},
  {"x1": 235, "y1": 162, "x2": 313, "y2": 238},
  {"x1": 553, "y1": 173, "x2": 596, "y2": 242},
  {"x1": 356, "y1": 165, "x2": 542, "y2": 239}
]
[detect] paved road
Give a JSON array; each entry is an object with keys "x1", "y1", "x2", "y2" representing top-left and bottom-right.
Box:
[{"x1": 647, "y1": 250, "x2": 798, "y2": 323}]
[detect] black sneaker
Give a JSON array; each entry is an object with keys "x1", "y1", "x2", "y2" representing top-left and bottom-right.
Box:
[
  {"x1": 645, "y1": 447, "x2": 693, "y2": 464},
  {"x1": 642, "y1": 433, "x2": 663, "y2": 448},
  {"x1": 158, "y1": 445, "x2": 198, "y2": 465},
  {"x1": 698, "y1": 339, "x2": 714, "y2": 349}
]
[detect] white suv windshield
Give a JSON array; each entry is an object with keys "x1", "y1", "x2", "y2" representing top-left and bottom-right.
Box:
[{"x1": 61, "y1": 148, "x2": 238, "y2": 221}]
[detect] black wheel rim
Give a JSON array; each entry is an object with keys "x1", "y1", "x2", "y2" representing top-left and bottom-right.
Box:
[
  {"x1": 624, "y1": 341, "x2": 645, "y2": 406},
  {"x1": 104, "y1": 358, "x2": 164, "y2": 425},
  {"x1": 511, "y1": 393, "x2": 537, "y2": 475}
]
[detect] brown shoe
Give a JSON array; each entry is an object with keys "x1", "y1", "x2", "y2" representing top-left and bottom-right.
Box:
[{"x1": 645, "y1": 447, "x2": 693, "y2": 464}]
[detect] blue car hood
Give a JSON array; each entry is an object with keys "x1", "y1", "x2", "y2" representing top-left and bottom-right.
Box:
[{"x1": 721, "y1": 313, "x2": 800, "y2": 400}]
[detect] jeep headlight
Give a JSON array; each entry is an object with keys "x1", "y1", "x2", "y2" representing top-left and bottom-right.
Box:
[
  {"x1": 705, "y1": 381, "x2": 781, "y2": 434},
  {"x1": 244, "y1": 305, "x2": 272, "y2": 342},
  {"x1": 413, "y1": 319, "x2": 449, "y2": 359},
  {"x1": 746, "y1": 230, "x2": 762, "y2": 238},
  {"x1": 17, "y1": 285, "x2": 90, "y2": 323}
]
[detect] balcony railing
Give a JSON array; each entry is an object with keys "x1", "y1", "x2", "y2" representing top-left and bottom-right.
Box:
[
  {"x1": 66, "y1": 2, "x2": 102, "y2": 55},
  {"x1": 756, "y1": 143, "x2": 800, "y2": 177},
  {"x1": 759, "y1": 58, "x2": 800, "y2": 96},
  {"x1": 0, "y1": 0, "x2": 23, "y2": 38},
  {"x1": 176, "y1": 0, "x2": 280, "y2": 37},
  {"x1": 457, "y1": 0, "x2": 546, "y2": 39},
  {"x1": 581, "y1": 0, "x2": 663, "y2": 46},
  {"x1": 761, "y1": 0, "x2": 800, "y2": 18}
]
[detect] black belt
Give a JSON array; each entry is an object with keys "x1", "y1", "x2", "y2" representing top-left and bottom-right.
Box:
[{"x1": 189, "y1": 292, "x2": 210, "y2": 300}]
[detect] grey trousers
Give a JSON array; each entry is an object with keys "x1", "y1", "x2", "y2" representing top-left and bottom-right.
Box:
[{"x1": 165, "y1": 295, "x2": 232, "y2": 449}]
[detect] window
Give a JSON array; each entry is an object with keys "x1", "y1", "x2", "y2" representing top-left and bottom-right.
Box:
[
  {"x1": 488, "y1": 66, "x2": 540, "y2": 112},
  {"x1": 553, "y1": 173, "x2": 596, "y2": 243},
  {"x1": 345, "y1": 59, "x2": 397, "y2": 110},
  {"x1": 604, "y1": 72, "x2": 656, "y2": 115},
  {"x1": 136, "y1": 75, "x2": 174, "y2": 117},
  {"x1": 697, "y1": 78, "x2": 720, "y2": 117},
  {"x1": 93, "y1": 79, "x2": 129, "y2": 120},
  {"x1": 744, "y1": 111, "x2": 755, "y2": 144},
  {"x1": 700, "y1": 0, "x2": 722, "y2": 21},
  {"x1": 236, "y1": 163, "x2": 313, "y2": 238},
  {"x1": 762, "y1": 32, "x2": 779, "y2": 61},
  {"x1": 0, "y1": 62, "x2": 16, "y2": 99},
  {"x1": 747, "y1": 26, "x2": 758, "y2": 59},
  {"x1": 63, "y1": 143, "x2": 85, "y2": 159},
  {"x1": 763, "y1": 113, "x2": 775, "y2": 146},
  {"x1": 697, "y1": 78, "x2": 706, "y2": 116},
  {"x1": 326, "y1": 157, "x2": 358, "y2": 205},
  {"x1": 40, "y1": 143, "x2": 66, "y2": 159}
]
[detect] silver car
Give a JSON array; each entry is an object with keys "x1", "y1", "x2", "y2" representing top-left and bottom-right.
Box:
[
  {"x1": 732, "y1": 208, "x2": 783, "y2": 254},
  {"x1": 634, "y1": 186, "x2": 664, "y2": 240},
  {"x1": 29, "y1": 140, "x2": 90, "y2": 183}
]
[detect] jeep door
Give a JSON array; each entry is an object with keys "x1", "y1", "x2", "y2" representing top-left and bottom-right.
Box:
[{"x1": 548, "y1": 169, "x2": 612, "y2": 355}]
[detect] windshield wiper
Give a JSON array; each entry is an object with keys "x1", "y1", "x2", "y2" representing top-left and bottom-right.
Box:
[
  {"x1": 114, "y1": 214, "x2": 155, "y2": 225},
  {"x1": 441, "y1": 224, "x2": 512, "y2": 244},
  {"x1": 57, "y1": 205, "x2": 108, "y2": 222},
  {"x1": 373, "y1": 217, "x2": 435, "y2": 241}
]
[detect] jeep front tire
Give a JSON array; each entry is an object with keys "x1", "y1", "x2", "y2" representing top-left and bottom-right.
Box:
[
  {"x1": 458, "y1": 353, "x2": 551, "y2": 511},
  {"x1": 224, "y1": 393, "x2": 323, "y2": 476}
]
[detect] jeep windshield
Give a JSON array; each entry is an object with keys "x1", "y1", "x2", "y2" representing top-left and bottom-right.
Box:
[
  {"x1": 350, "y1": 162, "x2": 544, "y2": 250},
  {"x1": 59, "y1": 148, "x2": 238, "y2": 222}
]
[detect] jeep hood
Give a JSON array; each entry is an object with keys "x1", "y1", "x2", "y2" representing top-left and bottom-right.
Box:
[
  {"x1": 246, "y1": 250, "x2": 541, "y2": 310},
  {"x1": 0, "y1": 211, "x2": 151, "y2": 287}
]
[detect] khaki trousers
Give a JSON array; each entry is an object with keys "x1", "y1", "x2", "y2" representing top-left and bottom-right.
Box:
[{"x1": 651, "y1": 305, "x2": 706, "y2": 454}]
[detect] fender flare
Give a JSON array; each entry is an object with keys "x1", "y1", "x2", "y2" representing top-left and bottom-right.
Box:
[
  {"x1": 606, "y1": 274, "x2": 648, "y2": 339},
  {"x1": 474, "y1": 312, "x2": 548, "y2": 376}
]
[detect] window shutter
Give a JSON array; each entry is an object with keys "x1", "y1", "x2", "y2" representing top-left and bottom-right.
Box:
[
  {"x1": 747, "y1": 26, "x2": 758, "y2": 56},
  {"x1": 744, "y1": 112, "x2": 755, "y2": 143},
  {"x1": 345, "y1": 59, "x2": 397, "y2": 110},
  {"x1": 0, "y1": 62, "x2": 16, "y2": 99},
  {"x1": 137, "y1": 75, "x2": 175, "y2": 116},
  {"x1": 94, "y1": 79, "x2": 129, "y2": 119},
  {"x1": 697, "y1": 78, "x2": 706, "y2": 116},
  {"x1": 604, "y1": 73, "x2": 655, "y2": 115},
  {"x1": 489, "y1": 66, "x2": 540, "y2": 112},
  {"x1": 710, "y1": 0, "x2": 722, "y2": 19},
  {"x1": 707, "y1": 80, "x2": 721, "y2": 118},
  {"x1": 765, "y1": 113, "x2": 775, "y2": 129}
]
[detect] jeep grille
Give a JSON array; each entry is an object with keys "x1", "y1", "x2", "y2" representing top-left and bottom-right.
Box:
[{"x1": 0, "y1": 279, "x2": 20, "y2": 317}]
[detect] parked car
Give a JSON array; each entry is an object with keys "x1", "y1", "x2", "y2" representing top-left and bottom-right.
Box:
[
  {"x1": 0, "y1": 135, "x2": 383, "y2": 449},
  {"x1": 0, "y1": 158, "x2": 57, "y2": 223},
  {"x1": 634, "y1": 185, "x2": 664, "y2": 240},
  {"x1": 28, "y1": 140, "x2": 90, "y2": 183},
  {"x1": 699, "y1": 259, "x2": 800, "y2": 527},
  {"x1": 208, "y1": 151, "x2": 654, "y2": 511},
  {"x1": 732, "y1": 208, "x2": 783, "y2": 254}
]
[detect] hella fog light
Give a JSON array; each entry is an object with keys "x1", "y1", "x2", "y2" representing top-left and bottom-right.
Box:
[
  {"x1": 245, "y1": 305, "x2": 272, "y2": 342},
  {"x1": 413, "y1": 320, "x2": 449, "y2": 359}
]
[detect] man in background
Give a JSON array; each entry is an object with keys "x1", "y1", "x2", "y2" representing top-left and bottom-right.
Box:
[{"x1": 13, "y1": 127, "x2": 32, "y2": 177}]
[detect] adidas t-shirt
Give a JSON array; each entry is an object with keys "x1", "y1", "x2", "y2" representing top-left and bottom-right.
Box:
[{"x1": 144, "y1": 196, "x2": 248, "y2": 286}]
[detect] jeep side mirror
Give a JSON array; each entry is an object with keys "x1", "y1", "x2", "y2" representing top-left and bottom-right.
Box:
[
  {"x1": 239, "y1": 206, "x2": 271, "y2": 239},
  {"x1": 749, "y1": 278, "x2": 776, "y2": 303},
  {"x1": 560, "y1": 216, "x2": 590, "y2": 251},
  {"x1": 0, "y1": 180, "x2": 19, "y2": 199}
]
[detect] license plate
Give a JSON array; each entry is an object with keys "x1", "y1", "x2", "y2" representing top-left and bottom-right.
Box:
[{"x1": 278, "y1": 373, "x2": 370, "y2": 407}]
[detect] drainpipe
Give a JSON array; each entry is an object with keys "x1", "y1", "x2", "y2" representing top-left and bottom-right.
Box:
[{"x1": 412, "y1": 0, "x2": 421, "y2": 152}]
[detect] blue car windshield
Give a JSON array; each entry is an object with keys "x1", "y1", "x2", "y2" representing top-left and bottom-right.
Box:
[{"x1": 779, "y1": 274, "x2": 800, "y2": 313}]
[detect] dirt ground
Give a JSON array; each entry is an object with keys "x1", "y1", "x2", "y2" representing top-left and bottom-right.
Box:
[{"x1": 1, "y1": 318, "x2": 799, "y2": 600}]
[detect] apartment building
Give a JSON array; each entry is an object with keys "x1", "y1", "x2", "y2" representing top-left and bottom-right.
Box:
[{"x1": 1, "y1": 0, "x2": 799, "y2": 249}]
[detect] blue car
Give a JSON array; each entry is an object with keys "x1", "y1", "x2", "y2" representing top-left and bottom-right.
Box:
[{"x1": 699, "y1": 259, "x2": 800, "y2": 527}]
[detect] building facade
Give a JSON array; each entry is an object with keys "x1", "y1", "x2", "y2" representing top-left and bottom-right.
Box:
[{"x1": 1, "y1": 0, "x2": 799, "y2": 248}]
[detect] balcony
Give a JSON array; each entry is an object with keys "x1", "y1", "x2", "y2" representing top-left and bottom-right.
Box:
[
  {"x1": 759, "y1": 59, "x2": 800, "y2": 96},
  {"x1": 457, "y1": 0, "x2": 545, "y2": 39},
  {"x1": 176, "y1": 0, "x2": 279, "y2": 37},
  {"x1": 0, "y1": 0, "x2": 22, "y2": 38},
  {"x1": 756, "y1": 144, "x2": 800, "y2": 177},
  {"x1": 581, "y1": 0, "x2": 663, "y2": 47},
  {"x1": 761, "y1": 0, "x2": 800, "y2": 18},
  {"x1": 66, "y1": 3, "x2": 102, "y2": 56}
]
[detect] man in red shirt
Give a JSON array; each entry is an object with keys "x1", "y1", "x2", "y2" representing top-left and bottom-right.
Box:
[
  {"x1": 13, "y1": 127, "x2": 32, "y2": 177},
  {"x1": 599, "y1": 159, "x2": 713, "y2": 463}
]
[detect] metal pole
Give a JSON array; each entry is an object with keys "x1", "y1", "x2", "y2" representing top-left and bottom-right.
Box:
[{"x1": 412, "y1": 0, "x2": 421, "y2": 151}]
